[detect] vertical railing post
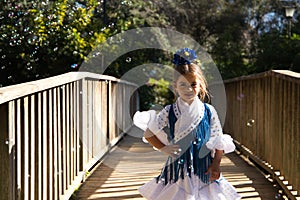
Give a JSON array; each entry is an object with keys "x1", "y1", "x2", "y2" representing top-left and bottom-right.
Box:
[
  {"x1": 75, "y1": 81, "x2": 80, "y2": 177},
  {"x1": 0, "y1": 103, "x2": 12, "y2": 200},
  {"x1": 56, "y1": 88, "x2": 62, "y2": 198},
  {"x1": 70, "y1": 82, "x2": 74, "y2": 183},
  {"x1": 79, "y1": 78, "x2": 87, "y2": 172},
  {"x1": 52, "y1": 88, "x2": 58, "y2": 200},
  {"x1": 48, "y1": 90, "x2": 53, "y2": 200},
  {"x1": 42, "y1": 91, "x2": 48, "y2": 200},
  {"x1": 9, "y1": 101, "x2": 16, "y2": 200},
  {"x1": 30, "y1": 95, "x2": 35, "y2": 200},
  {"x1": 37, "y1": 93, "x2": 42, "y2": 200},
  {"x1": 107, "y1": 80, "x2": 111, "y2": 146},
  {"x1": 23, "y1": 97, "x2": 29, "y2": 200},
  {"x1": 16, "y1": 99, "x2": 21, "y2": 200}
]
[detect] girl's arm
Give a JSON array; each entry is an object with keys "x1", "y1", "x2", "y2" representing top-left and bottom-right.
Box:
[
  {"x1": 213, "y1": 149, "x2": 223, "y2": 163},
  {"x1": 144, "y1": 128, "x2": 180, "y2": 157},
  {"x1": 144, "y1": 128, "x2": 165, "y2": 149},
  {"x1": 206, "y1": 149, "x2": 224, "y2": 181}
]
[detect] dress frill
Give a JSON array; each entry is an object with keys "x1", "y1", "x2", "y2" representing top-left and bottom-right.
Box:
[
  {"x1": 207, "y1": 134, "x2": 236, "y2": 157},
  {"x1": 139, "y1": 173, "x2": 240, "y2": 200},
  {"x1": 138, "y1": 135, "x2": 241, "y2": 200},
  {"x1": 138, "y1": 134, "x2": 241, "y2": 200}
]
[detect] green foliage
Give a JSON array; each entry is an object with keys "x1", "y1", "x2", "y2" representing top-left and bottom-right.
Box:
[
  {"x1": 0, "y1": 0, "x2": 172, "y2": 109},
  {"x1": 253, "y1": 32, "x2": 300, "y2": 72},
  {"x1": 0, "y1": 0, "x2": 112, "y2": 86},
  {"x1": 105, "y1": 0, "x2": 170, "y2": 32},
  {"x1": 104, "y1": 48, "x2": 174, "y2": 110},
  {"x1": 155, "y1": 0, "x2": 300, "y2": 77},
  {"x1": 245, "y1": 0, "x2": 300, "y2": 73},
  {"x1": 137, "y1": 85, "x2": 155, "y2": 111},
  {"x1": 153, "y1": 0, "x2": 255, "y2": 79},
  {"x1": 0, "y1": 0, "x2": 169, "y2": 87},
  {"x1": 208, "y1": 2, "x2": 250, "y2": 79},
  {"x1": 148, "y1": 77, "x2": 173, "y2": 107},
  {"x1": 1, "y1": 0, "x2": 300, "y2": 108}
]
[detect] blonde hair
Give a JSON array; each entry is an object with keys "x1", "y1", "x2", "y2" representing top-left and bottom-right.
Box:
[{"x1": 174, "y1": 63, "x2": 209, "y2": 102}]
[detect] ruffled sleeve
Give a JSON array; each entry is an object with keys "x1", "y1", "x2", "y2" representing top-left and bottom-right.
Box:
[
  {"x1": 205, "y1": 104, "x2": 235, "y2": 155},
  {"x1": 133, "y1": 105, "x2": 171, "y2": 145}
]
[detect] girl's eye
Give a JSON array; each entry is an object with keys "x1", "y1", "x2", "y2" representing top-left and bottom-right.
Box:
[
  {"x1": 191, "y1": 83, "x2": 197, "y2": 87},
  {"x1": 180, "y1": 83, "x2": 188, "y2": 87}
]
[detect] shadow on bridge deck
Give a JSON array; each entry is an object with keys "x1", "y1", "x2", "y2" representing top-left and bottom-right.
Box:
[{"x1": 72, "y1": 126, "x2": 280, "y2": 200}]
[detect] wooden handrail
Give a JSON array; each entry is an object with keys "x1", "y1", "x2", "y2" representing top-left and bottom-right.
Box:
[
  {"x1": 0, "y1": 72, "x2": 137, "y2": 105},
  {"x1": 0, "y1": 72, "x2": 139, "y2": 200},
  {"x1": 224, "y1": 70, "x2": 300, "y2": 83},
  {"x1": 223, "y1": 70, "x2": 300, "y2": 199}
]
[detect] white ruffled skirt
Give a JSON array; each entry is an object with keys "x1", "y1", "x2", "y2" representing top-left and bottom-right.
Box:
[{"x1": 139, "y1": 173, "x2": 241, "y2": 200}]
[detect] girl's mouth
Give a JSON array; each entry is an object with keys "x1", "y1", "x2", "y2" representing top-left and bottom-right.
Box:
[{"x1": 184, "y1": 93, "x2": 194, "y2": 98}]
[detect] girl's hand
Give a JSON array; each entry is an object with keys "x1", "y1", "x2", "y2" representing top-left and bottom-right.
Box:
[
  {"x1": 206, "y1": 159, "x2": 221, "y2": 181},
  {"x1": 159, "y1": 145, "x2": 181, "y2": 157}
]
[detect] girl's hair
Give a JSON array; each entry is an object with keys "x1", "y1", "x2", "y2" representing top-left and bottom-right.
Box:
[{"x1": 174, "y1": 63, "x2": 209, "y2": 102}]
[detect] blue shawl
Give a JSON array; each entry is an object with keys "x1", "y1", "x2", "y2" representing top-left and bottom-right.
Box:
[{"x1": 157, "y1": 103, "x2": 213, "y2": 185}]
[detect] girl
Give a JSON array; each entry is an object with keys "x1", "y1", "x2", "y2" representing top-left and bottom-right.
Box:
[{"x1": 135, "y1": 48, "x2": 241, "y2": 200}]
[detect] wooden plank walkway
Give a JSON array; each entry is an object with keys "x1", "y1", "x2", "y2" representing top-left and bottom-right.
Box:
[{"x1": 72, "y1": 126, "x2": 280, "y2": 200}]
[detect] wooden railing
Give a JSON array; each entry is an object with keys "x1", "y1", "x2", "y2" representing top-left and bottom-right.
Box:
[
  {"x1": 0, "y1": 72, "x2": 138, "y2": 200},
  {"x1": 223, "y1": 70, "x2": 300, "y2": 199}
]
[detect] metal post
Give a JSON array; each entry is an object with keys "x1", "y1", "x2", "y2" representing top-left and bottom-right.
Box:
[{"x1": 288, "y1": 18, "x2": 292, "y2": 38}]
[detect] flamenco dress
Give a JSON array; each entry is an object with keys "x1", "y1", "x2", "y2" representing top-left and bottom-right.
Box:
[{"x1": 134, "y1": 97, "x2": 241, "y2": 200}]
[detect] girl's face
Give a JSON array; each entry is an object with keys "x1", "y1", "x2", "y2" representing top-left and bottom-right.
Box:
[{"x1": 174, "y1": 73, "x2": 201, "y2": 104}]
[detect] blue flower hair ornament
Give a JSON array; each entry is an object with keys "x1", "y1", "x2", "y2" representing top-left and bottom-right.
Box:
[{"x1": 172, "y1": 48, "x2": 198, "y2": 66}]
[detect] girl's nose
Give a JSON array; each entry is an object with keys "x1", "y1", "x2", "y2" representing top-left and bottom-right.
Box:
[{"x1": 187, "y1": 86, "x2": 193, "y2": 91}]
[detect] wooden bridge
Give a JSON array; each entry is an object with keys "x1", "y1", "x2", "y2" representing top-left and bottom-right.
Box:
[
  {"x1": 0, "y1": 70, "x2": 299, "y2": 200},
  {"x1": 73, "y1": 127, "x2": 280, "y2": 200}
]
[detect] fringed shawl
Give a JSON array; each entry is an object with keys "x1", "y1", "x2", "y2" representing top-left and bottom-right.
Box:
[{"x1": 157, "y1": 103, "x2": 213, "y2": 185}]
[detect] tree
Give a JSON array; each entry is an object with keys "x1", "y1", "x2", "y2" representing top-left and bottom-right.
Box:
[
  {"x1": 208, "y1": 1, "x2": 250, "y2": 79},
  {"x1": 0, "y1": 0, "x2": 172, "y2": 110},
  {"x1": 0, "y1": 0, "x2": 112, "y2": 86},
  {"x1": 0, "y1": 0, "x2": 170, "y2": 87},
  {"x1": 1, "y1": 0, "x2": 299, "y2": 109},
  {"x1": 247, "y1": 0, "x2": 300, "y2": 73},
  {"x1": 152, "y1": 0, "x2": 255, "y2": 79}
]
